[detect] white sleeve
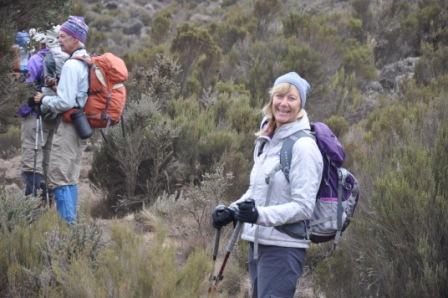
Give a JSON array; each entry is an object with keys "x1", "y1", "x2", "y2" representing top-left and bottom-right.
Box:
[{"x1": 41, "y1": 60, "x2": 82, "y2": 113}]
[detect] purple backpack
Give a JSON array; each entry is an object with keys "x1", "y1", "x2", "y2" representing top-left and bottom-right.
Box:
[{"x1": 277, "y1": 122, "x2": 360, "y2": 247}]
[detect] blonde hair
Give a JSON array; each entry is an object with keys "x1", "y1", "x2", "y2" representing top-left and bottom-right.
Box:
[{"x1": 256, "y1": 83, "x2": 304, "y2": 137}]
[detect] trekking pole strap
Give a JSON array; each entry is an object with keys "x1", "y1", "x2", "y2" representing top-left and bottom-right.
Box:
[
  {"x1": 337, "y1": 170, "x2": 343, "y2": 229},
  {"x1": 334, "y1": 168, "x2": 344, "y2": 250}
]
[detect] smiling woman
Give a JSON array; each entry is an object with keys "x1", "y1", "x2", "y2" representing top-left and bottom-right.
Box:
[
  {"x1": 261, "y1": 72, "x2": 310, "y2": 135},
  {"x1": 212, "y1": 71, "x2": 323, "y2": 297},
  {"x1": 272, "y1": 84, "x2": 302, "y2": 127}
]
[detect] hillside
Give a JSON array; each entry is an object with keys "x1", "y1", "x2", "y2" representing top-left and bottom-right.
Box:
[{"x1": 0, "y1": 0, "x2": 447, "y2": 297}]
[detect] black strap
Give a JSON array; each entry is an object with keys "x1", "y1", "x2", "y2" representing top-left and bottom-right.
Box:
[
  {"x1": 257, "y1": 140, "x2": 267, "y2": 156},
  {"x1": 69, "y1": 48, "x2": 86, "y2": 59}
]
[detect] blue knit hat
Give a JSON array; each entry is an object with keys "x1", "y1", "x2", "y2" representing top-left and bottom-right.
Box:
[
  {"x1": 60, "y1": 16, "x2": 88, "y2": 44},
  {"x1": 274, "y1": 72, "x2": 311, "y2": 108}
]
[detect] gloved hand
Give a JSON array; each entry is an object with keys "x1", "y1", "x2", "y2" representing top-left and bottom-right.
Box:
[
  {"x1": 235, "y1": 198, "x2": 258, "y2": 223},
  {"x1": 27, "y1": 96, "x2": 36, "y2": 107},
  {"x1": 212, "y1": 204, "x2": 235, "y2": 228},
  {"x1": 41, "y1": 110, "x2": 58, "y2": 121}
]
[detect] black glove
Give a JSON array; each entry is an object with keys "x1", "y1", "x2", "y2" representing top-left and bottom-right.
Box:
[
  {"x1": 41, "y1": 110, "x2": 58, "y2": 121},
  {"x1": 27, "y1": 96, "x2": 37, "y2": 108},
  {"x1": 212, "y1": 205, "x2": 235, "y2": 228},
  {"x1": 235, "y1": 198, "x2": 259, "y2": 223}
]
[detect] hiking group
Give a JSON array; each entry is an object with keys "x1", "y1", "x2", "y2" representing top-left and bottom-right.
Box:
[
  {"x1": 14, "y1": 15, "x2": 358, "y2": 298},
  {"x1": 15, "y1": 16, "x2": 127, "y2": 225}
]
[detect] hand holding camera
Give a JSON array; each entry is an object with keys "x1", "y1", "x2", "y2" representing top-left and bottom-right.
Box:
[{"x1": 34, "y1": 92, "x2": 44, "y2": 104}]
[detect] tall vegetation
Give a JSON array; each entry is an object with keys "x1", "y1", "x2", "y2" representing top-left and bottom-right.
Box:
[
  {"x1": 2, "y1": 0, "x2": 448, "y2": 296},
  {"x1": 313, "y1": 78, "x2": 448, "y2": 297},
  {"x1": 0, "y1": 0, "x2": 71, "y2": 132},
  {"x1": 88, "y1": 1, "x2": 448, "y2": 295},
  {"x1": 0, "y1": 188, "x2": 213, "y2": 297}
]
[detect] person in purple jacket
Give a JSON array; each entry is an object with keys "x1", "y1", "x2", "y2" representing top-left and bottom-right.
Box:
[{"x1": 17, "y1": 32, "x2": 49, "y2": 197}]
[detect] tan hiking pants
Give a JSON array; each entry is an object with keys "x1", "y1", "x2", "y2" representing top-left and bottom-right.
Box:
[
  {"x1": 47, "y1": 120, "x2": 86, "y2": 188},
  {"x1": 20, "y1": 115, "x2": 54, "y2": 175}
]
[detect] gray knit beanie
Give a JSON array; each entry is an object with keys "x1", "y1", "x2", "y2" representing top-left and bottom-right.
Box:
[{"x1": 274, "y1": 72, "x2": 311, "y2": 108}]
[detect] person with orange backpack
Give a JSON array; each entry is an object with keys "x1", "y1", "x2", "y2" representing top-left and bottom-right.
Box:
[{"x1": 34, "y1": 16, "x2": 89, "y2": 224}]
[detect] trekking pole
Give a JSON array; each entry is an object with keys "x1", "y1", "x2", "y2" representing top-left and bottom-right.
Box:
[
  {"x1": 208, "y1": 227, "x2": 221, "y2": 284},
  {"x1": 212, "y1": 227, "x2": 221, "y2": 263},
  {"x1": 208, "y1": 221, "x2": 242, "y2": 293},
  {"x1": 32, "y1": 113, "x2": 41, "y2": 198},
  {"x1": 38, "y1": 114, "x2": 50, "y2": 208}
]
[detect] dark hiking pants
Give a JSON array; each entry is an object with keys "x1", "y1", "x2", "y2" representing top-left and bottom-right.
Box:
[{"x1": 248, "y1": 243, "x2": 306, "y2": 298}]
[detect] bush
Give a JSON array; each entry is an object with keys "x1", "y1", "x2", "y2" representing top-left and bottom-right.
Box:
[
  {"x1": 90, "y1": 97, "x2": 179, "y2": 215},
  {"x1": 326, "y1": 115, "x2": 349, "y2": 137},
  {"x1": 0, "y1": 187, "x2": 43, "y2": 234},
  {"x1": 0, "y1": 125, "x2": 20, "y2": 159},
  {"x1": 0, "y1": 187, "x2": 212, "y2": 296},
  {"x1": 312, "y1": 79, "x2": 448, "y2": 297},
  {"x1": 90, "y1": 14, "x2": 115, "y2": 30},
  {"x1": 342, "y1": 42, "x2": 376, "y2": 80},
  {"x1": 171, "y1": 23, "x2": 221, "y2": 95},
  {"x1": 415, "y1": 44, "x2": 448, "y2": 85},
  {"x1": 150, "y1": 11, "x2": 172, "y2": 44}
]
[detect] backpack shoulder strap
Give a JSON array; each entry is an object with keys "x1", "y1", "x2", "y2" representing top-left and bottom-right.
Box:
[
  {"x1": 257, "y1": 139, "x2": 267, "y2": 157},
  {"x1": 71, "y1": 55, "x2": 92, "y2": 66},
  {"x1": 280, "y1": 130, "x2": 316, "y2": 183}
]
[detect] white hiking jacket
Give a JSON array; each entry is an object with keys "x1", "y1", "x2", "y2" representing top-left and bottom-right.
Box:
[
  {"x1": 41, "y1": 48, "x2": 88, "y2": 114},
  {"x1": 231, "y1": 112, "x2": 323, "y2": 248}
]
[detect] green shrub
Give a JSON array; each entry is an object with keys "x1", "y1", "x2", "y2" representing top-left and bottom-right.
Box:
[
  {"x1": 90, "y1": 14, "x2": 115, "y2": 30},
  {"x1": 0, "y1": 125, "x2": 20, "y2": 159},
  {"x1": 150, "y1": 11, "x2": 172, "y2": 44},
  {"x1": 282, "y1": 12, "x2": 312, "y2": 38},
  {"x1": 0, "y1": 187, "x2": 43, "y2": 234},
  {"x1": 351, "y1": 0, "x2": 372, "y2": 32},
  {"x1": 415, "y1": 44, "x2": 448, "y2": 85},
  {"x1": 171, "y1": 23, "x2": 221, "y2": 95},
  {"x1": 342, "y1": 42, "x2": 376, "y2": 80},
  {"x1": 0, "y1": 187, "x2": 215, "y2": 297},
  {"x1": 71, "y1": 0, "x2": 86, "y2": 16},
  {"x1": 313, "y1": 78, "x2": 448, "y2": 297},
  {"x1": 326, "y1": 115, "x2": 349, "y2": 137}
]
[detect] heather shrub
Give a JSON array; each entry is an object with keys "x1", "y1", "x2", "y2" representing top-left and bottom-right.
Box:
[
  {"x1": 0, "y1": 188, "x2": 214, "y2": 297},
  {"x1": 313, "y1": 79, "x2": 448, "y2": 297},
  {"x1": 150, "y1": 11, "x2": 172, "y2": 44},
  {"x1": 0, "y1": 125, "x2": 20, "y2": 159},
  {"x1": 325, "y1": 115, "x2": 349, "y2": 137},
  {"x1": 90, "y1": 96, "x2": 178, "y2": 214},
  {"x1": 0, "y1": 187, "x2": 43, "y2": 234}
]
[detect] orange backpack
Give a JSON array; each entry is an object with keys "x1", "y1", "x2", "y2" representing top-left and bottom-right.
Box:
[{"x1": 63, "y1": 53, "x2": 128, "y2": 128}]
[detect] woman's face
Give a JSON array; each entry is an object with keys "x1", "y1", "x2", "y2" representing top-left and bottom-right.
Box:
[{"x1": 272, "y1": 85, "x2": 301, "y2": 127}]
